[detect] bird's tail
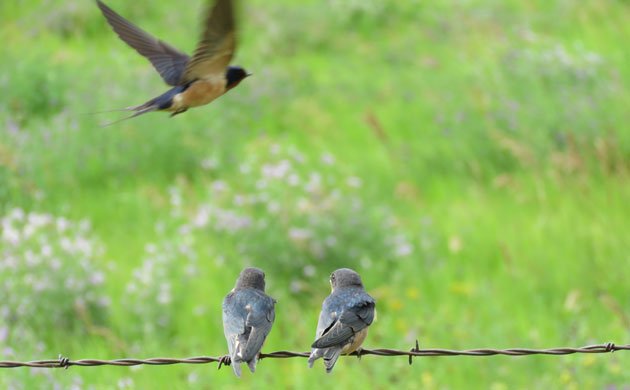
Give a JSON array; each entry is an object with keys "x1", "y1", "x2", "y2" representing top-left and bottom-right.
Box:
[
  {"x1": 246, "y1": 357, "x2": 257, "y2": 374},
  {"x1": 308, "y1": 347, "x2": 342, "y2": 373},
  {"x1": 308, "y1": 349, "x2": 321, "y2": 368},
  {"x1": 88, "y1": 107, "x2": 134, "y2": 114},
  {"x1": 231, "y1": 361, "x2": 242, "y2": 378},
  {"x1": 323, "y1": 348, "x2": 342, "y2": 373},
  {"x1": 96, "y1": 103, "x2": 159, "y2": 126},
  {"x1": 102, "y1": 106, "x2": 158, "y2": 126}
]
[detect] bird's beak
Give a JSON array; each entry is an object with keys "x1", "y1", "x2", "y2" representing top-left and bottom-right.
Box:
[{"x1": 246, "y1": 72, "x2": 253, "y2": 77}]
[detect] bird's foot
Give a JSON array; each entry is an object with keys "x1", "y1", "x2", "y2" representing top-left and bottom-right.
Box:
[{"x1": 170, "y1": 108, "x2": 188, "y2": 117}]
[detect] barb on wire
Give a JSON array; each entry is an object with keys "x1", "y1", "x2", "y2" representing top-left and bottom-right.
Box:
[{"x1": 0, "y1": 342, "x2": 627, "y2": 369}]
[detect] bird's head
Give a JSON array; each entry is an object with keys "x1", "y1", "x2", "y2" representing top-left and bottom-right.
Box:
[
  {"x1": 226, "y1": 66, "x2": 251, "y2": 90},
  {"x1": 330, "y1": 268, "x2": 364, "y2": 291},
  {"x1": 235, "y1": 267, "x2": 266, "y2": 291}
]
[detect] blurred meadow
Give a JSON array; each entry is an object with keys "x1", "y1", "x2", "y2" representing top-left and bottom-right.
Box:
[{"x1": 1, "y1": 0, "x2": 629, "y2": 388}]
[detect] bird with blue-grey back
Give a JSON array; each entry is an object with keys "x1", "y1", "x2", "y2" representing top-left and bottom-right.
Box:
[
  {"x1": 95, "y1": 0, "x2": 250, "y2": 125},
  {"x1": 222, "y1": 267, "x2": 276, "y2": 377},
  {"x1": 308, "y1": 268, "x2": 376, "y2": 373}
]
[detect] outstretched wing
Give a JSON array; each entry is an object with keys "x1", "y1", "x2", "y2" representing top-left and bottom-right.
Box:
[
  {"x1": 311, "y1": 295, "x2": 375, "y2": 349},
  {"x1": 180, "y1": 0, "x2": 236, "y2": 83},
  {"x1": 96, "y1": 0, "x2": 190, "y2": 86}
]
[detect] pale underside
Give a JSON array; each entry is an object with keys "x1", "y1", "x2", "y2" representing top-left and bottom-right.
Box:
[
  {"x1": 171, "y1": 78, "x2": 226, "y2": 111},
  {"x1": 340, "y1": 327, "x2": 369, "y2": 354}
]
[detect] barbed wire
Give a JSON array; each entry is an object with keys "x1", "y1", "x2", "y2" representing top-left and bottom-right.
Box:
[{"x1": 1, "y1": 342, "x2": 627, "y2": 369}]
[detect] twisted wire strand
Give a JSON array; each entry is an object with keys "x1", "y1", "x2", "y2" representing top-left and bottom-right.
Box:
[{"x1": 0, "y1": 342, "x2": 627, "y2": 369}]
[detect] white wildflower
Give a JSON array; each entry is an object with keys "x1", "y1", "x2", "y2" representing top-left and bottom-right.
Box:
[{"x1": 321, "y1": 153, "x2": 335, "y2": 165}]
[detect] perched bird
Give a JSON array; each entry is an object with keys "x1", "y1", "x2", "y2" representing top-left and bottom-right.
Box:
[
  {"x1": 96, "y1": 0, "x2": 250, "y2": 124},
  {"x1": 222, "y1": 267, "x2": 276, "y2": 377},
  {"x1": 308, "y1": 268, "x2": 376, "y2": 373}
]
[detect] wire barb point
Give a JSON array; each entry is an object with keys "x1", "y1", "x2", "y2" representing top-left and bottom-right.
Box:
[
  {"x1": 58, "y1": 354, "x2": 70, "y2": 370},
  {"x1": 217, "y1": 355, "x2": 231, "y2": 370},
  {"x1": 409, "y1": 340, "x2": 420, "y2": 365}
]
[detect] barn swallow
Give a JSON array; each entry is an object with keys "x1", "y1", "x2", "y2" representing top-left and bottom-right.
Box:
[
  {"x1": 308, "y1": 268, "x2": 376, "y2": 373},
  {"x1": 96, "y1": 0, "x2": 249, "y2": 124},
  {"x1": 222, "y1": 267, "x2": 276, "y2": 377}
]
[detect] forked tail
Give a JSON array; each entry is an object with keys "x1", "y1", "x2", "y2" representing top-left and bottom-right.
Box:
[{"x1": 92, "y1": 103, "x2": 159, "y2": 126}]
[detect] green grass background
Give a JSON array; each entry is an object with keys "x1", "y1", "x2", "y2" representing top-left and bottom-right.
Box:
[{"x1": 1, "y1": 0, "x2": 629, "y2": 388}]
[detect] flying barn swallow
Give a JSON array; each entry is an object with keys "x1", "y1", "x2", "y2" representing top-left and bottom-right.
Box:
[
  {"x1": 96, "y1": 0, "x2": 249, "y2": 124},
  {"x1": 308, "y1": 268, "x2": 376, "y2": 373},
  {"x1": 222, "y1": 267, "x2": 276, "y2": 377}
]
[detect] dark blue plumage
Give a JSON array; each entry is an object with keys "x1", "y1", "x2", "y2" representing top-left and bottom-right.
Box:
[
  {"x1": 143, "y1": 84, "x2": 189, "y2": 111},
  {"x1": 308, "y1": 268, "x2": 376, "y2": 373},
  {"x1": 222, "y1": 268, "x2": 276, "y2": 377},
  {"x1": 225, "y1": 66, "x2": 249, "y2": 90}
]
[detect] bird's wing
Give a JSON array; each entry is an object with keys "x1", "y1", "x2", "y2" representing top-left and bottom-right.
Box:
[
  {"x1": 311, "y1": 294, "x2": 375, "y2": 349},
  {"x1": 180, "y1": 0, "x2": 236, "y2": 84},
  {"x1": 96, "y1": 0, "x2": 190, "y2": 86},
  {"x1": 314, "y1": 299, "x2": 338, "y2": 340},
  {"x1": 222, "y1": 292, "x2": 246, "y2": 358},
  {"x1": 240, "y1": 295, "x2": 275, "y2": 361}
]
